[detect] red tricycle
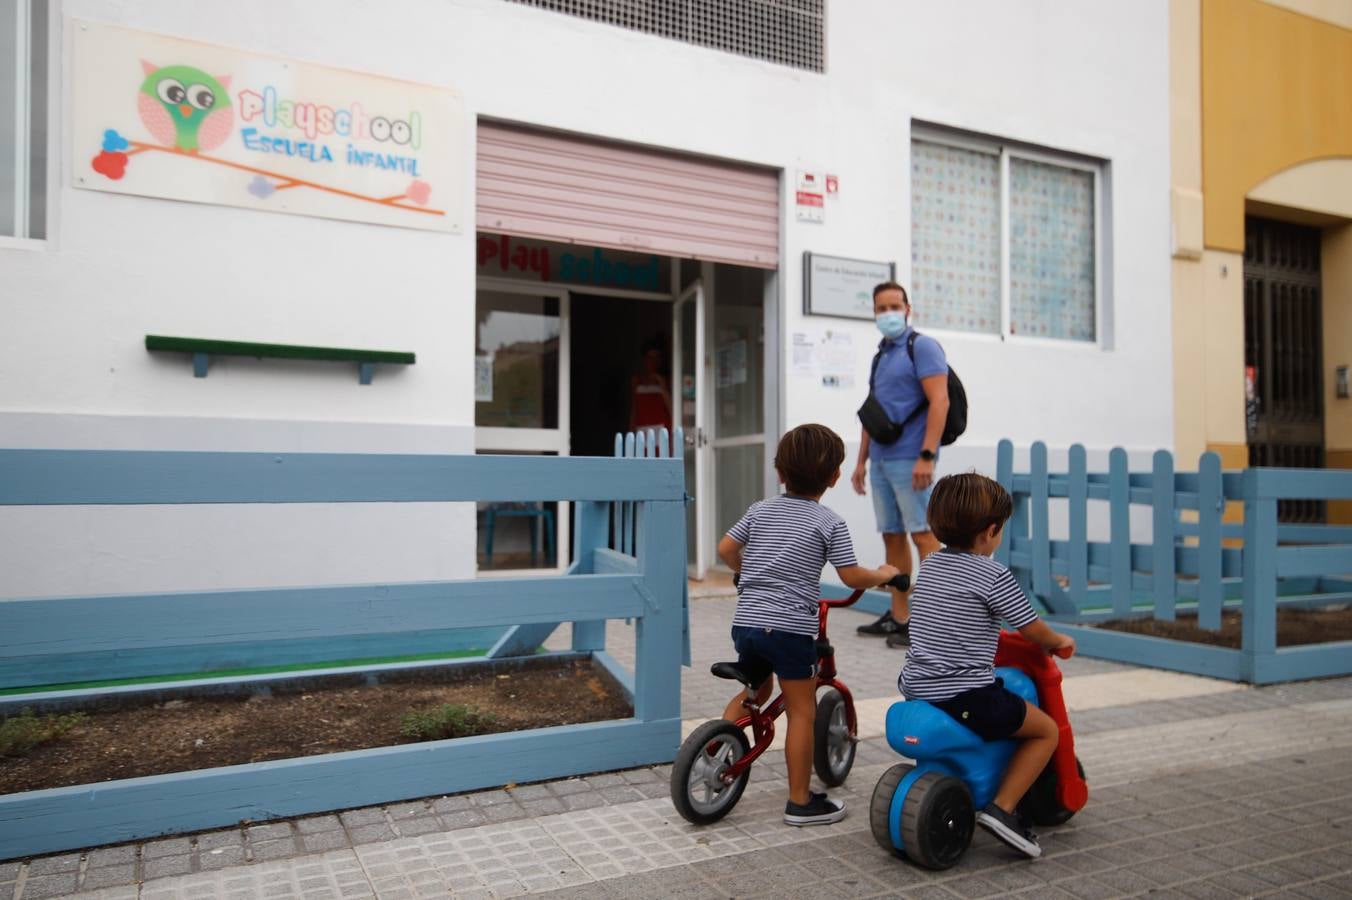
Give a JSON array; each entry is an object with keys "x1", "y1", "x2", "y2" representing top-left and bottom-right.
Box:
[{"x1": 670, "y1": 576, "x2": 908, "y2": 825}]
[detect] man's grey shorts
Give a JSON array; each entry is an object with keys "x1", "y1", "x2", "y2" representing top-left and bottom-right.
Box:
[{"x1": 870, "y1": 456, "x2": 935, "y2": 534}]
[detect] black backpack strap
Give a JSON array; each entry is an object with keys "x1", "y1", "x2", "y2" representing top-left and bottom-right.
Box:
[
  {"x1": 899, "y1": 330, "x2": 931, "y2": 430},
  {"x1": 868, "y1": 339, "x2": 885, "y2": 390}
]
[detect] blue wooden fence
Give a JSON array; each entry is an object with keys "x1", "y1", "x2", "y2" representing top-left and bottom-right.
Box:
[
  {"x1": 0, "y1": 446, "x2": 686, "y2": 859},
  {"x1": 997, "y1": 440, "x2": 1352, "y2": 684}
]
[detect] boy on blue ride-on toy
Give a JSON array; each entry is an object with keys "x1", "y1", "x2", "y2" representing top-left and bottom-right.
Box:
[{"x1": 871, "y1": 473, "x2": 1087, "y2": 868}]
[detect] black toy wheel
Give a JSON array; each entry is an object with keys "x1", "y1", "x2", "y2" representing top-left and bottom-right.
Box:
[
  {"x1": 1018, "y1": 755, "x2": 1086, "y2": 827},
  {"x1": 813, "y1": 688, "x2": 856, "y2": 787},
  {"x1": 900, "y1": 771, "x2": 974, "y2": 870},
  {"x1": 671, "y1": 720, "x2": 751, "y2": 825},
  {"x1": 869, "y1": 762, "x2": 913, "y2": 859}
]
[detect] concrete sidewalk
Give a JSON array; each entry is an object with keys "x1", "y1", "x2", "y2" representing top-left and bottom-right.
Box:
[{"x1": 5, "y1": 597, "x2": 1352, "y2": 899}]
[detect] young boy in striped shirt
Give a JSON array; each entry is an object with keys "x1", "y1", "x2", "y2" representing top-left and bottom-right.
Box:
[
  {"x1": 718, "y1": 424, "x2": 901, "y2": 826},
  {"x1": 899, "y1": 473, "x2": 1076, "y2": 858}
]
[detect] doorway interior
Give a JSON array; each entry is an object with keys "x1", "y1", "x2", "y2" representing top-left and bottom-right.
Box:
[{"x1": 473, "y1": 251, "x2": 773, "y2": 578}]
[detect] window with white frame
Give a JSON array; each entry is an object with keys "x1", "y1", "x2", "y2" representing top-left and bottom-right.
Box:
[
  {"x1": 1, "y1": 0, "x2": 48, "y2": 241},
  {"x1": 910, "y1": 132, "x2": 1102, "y2": 343}
]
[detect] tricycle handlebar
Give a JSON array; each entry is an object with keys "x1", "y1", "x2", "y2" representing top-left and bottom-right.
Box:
[{"x1": 819, "y1": 573, "x2": 910, "y2": 608}]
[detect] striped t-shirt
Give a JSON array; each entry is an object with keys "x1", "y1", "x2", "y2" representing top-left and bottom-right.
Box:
[
  {"x1": 726, "y1": 494, "x2": 859, "y2": 636},
  {"x1": 899, "y1": 549, "x2": 1040, "y2": 702}
]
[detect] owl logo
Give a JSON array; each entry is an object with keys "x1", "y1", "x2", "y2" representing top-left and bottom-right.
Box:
[{"x1": 137, "y1": 61, "x2": 233, "y2": 154}]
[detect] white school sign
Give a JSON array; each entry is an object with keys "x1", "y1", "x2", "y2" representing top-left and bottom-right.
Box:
[{"x1": 72, "y1": 20, "x2": 463, "y2": 232}]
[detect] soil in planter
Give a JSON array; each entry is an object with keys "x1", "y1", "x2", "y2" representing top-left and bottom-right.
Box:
[
  {"x1": 0, "y1": 658, "x2": 631, "y2": 795},
  {"x1": 1095, "y1": 607, "x2": 1352, "y2": 649}
]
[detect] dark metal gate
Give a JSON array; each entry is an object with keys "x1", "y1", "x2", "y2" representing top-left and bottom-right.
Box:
[{"x1": 1243, "y1": 216, "x2": 1325, "y2": 523}]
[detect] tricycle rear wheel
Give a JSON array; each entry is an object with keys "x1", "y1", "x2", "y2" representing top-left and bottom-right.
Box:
[
  {"x1": 869, "y1": 762, "x2": 913, "y2": 859},
  {"x1": 813, "y1": 688, "x2": 856, "y2": 787},
  {"x1": 671, "y1": 720, "x2": 751, "y2": 825},
  {"x1": 1018, "y1": 755, "x2": 1086, "y2": 827}
]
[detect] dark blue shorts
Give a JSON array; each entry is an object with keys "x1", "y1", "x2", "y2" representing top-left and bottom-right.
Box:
[
  {"x1": 931, "y1": 678, "x2": 1028, "y2": 741},
  {"x1": 731, "y1": 625, "x2": 818, "y2": 685}
]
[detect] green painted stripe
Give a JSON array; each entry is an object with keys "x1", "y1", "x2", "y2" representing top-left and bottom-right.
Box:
[
  {"x1": 0, "y1": 649, "x2": 487, "y2": 696},
  {"x1": 145, "y1": 335, "x2": 415, "y2": 365}
]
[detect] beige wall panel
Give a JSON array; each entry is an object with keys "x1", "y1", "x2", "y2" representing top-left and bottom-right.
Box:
[
  {"x1": 1202, "y1": 0, "x2": 1352, "y2": 251},
  {"x1": 1249, "y1": 159, "x2": 1352, "y2": 220},
  {"x1": 1260, "y1": 0, "x2": 1352, "y2": 29},
  {"x1": 1202, "y1": 251, "x2": 1248, "y2": 446},
  {"x1": 1174, "y1": 259, "x2": 1209, "y2": 461}
]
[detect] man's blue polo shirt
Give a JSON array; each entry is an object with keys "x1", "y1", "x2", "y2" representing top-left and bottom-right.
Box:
[{"x1": 868, "y1": 327, "x2": 948, "y2": 462}]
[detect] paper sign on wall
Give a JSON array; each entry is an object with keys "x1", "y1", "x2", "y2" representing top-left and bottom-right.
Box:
[{"x1": 72, "y1": 20, "x2": 463, "y2": 232}]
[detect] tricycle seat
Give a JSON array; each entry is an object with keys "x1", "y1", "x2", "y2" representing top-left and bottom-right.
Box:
[
  {"x1": 883, "y1": 667, "x2": 1040, "y2": 812},
  {"x1": 710, "y1": 662, "x2": 757, "y2": 688}
]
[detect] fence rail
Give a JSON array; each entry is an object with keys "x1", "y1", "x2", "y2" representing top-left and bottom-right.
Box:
[
  {"x1": 0, "y1": 446, "x2": 686, "y2": 859},
  {"x1": 997, "y1": 440, "x2": 1352, "y2": 684}
]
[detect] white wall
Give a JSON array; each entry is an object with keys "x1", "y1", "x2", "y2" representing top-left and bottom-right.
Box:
[{"x1": 0, "y1": 0, "x2": 1172, "y2": 596}]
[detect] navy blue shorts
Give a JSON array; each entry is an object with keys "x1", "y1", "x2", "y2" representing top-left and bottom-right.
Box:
[
  {"x1": 731, "y1": 625, "x2": 818, "y2": 685},
  {"x1": 930, "y1": 678, "x2": 1028, "y2": 741}
]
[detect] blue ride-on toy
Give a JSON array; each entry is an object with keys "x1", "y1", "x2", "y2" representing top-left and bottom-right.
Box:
[{"x1": 869, "y1": 631, "x2": 1088, "y2": 869}]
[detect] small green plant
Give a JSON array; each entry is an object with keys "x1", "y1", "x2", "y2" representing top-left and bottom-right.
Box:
[
  {"x1": 399, "y1": 704, "x2": 497, "y2": 742},
  {"x1": 0, "y1": 708, "x2": 87, "y2": 757}
]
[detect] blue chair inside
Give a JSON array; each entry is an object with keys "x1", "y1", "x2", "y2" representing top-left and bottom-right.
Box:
[{"x1": 883, "y1": 667, "x2": 1039, "y2": 812}]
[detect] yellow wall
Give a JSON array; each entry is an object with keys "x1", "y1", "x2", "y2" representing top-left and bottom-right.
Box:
[{"x1": 1201, "y1": 0, "x2": 1352, "y2": 252}]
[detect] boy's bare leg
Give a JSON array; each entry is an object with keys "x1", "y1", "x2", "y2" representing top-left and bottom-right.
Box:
[
  {"x1": 779, "y1": 677, "x2": 818, "y2": 806},
  {"x1": 882, "y1": 532, "x2": 911, "y2": 620},
  {"x1": 721, "y1": 679, "x2": 773, "y2": 723},
  {"x1": 992, "y1": 702, "x2": 1059, "y2": 813}
]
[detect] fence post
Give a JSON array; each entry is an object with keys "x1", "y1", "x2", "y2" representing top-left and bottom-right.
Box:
[
  {"x1": 995, "y1": 439, "x2": 1014, "y2": 569},
  {"x1": 633, "y1": 498, "x2": 685, "y2": 726},
  {"x1": 571, "y1": 501, "x2": 611, "y2": 652},
  {"x1": 1029, "y1": 442, "x2": 1071, "y2": 614},
  {"x1": 1152, "y1": 450, "x2": 1177, "y2": 621},
  {"x1": 1068, "y1": 443, "x2": 1088, "y2": 611},
  {"x1": 1197, "y1": 452, "x2": 1224, "y2": 631},
  {"x1": 1109, "y1": 447, "x2": 1132, "y2": 618},
  {"x1": 1241, "y1": 470, "x2": 1278, "y2": 682}
]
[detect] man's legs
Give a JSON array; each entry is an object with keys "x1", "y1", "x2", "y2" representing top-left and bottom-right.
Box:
[
  {"x1": 884, "y1": 529, "x2": 941, "y2": 647},
  {"x1": 883, "y1": 531, "x2": 911, "y2": 622}
]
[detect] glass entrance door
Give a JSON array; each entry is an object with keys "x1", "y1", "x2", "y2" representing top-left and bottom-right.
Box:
[
  {"x1": 474, "y1": 280, "x2": 570, "y2": 573},
  {"x1": 673, "y1": 280, "x2": 710, "y2": 578}
]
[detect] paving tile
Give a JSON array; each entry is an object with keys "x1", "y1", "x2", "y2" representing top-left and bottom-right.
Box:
[
  {"x1": 142, "y1": 853, "x2": 193, "y2": 880},
  {"x1": 143, "y1": 837, "x2": 194, "y2": 858},
  {"x1": 507, "y1": 783, "x2": 554, "y2": 801},
  {"x1": 247, "y1": 822, "x2": 294, "y2": 842},
  {"x1": 250, "y1": 837, "x2": 298, "y2": 861},
  {"x1": 431, "y1": 794, "x2": 474, "y2": 813},
  {"x1": 393, "y1": 816, "x2": 443, "y2": 837},
  {"x1": 348, "y1": 823, "x2": 398, "y2": 845},
  {"x1": 81, "y1": 863, "x2": 137, "y2": 889},
  {"x1": 26, "y1": 852, "x2": 81, "y2": 876},
  {"x1": 199, "y1": 845, "x2": 248, "y2": 870},
  {"x1": 19, "y1": 873, "x2": 80, "y2": 899},
  {"x1": 0, "y1": 862, "x2": 19, "y2": 881},
  {"x1": 437, "y1": 808, "x2": 489, "y2": 830},
  {"x1": 339, "y1": 808, "x2": 387, "y2": 828},
  {"x1": 196, "y1": 830, "x2": 244, "y2": 851}
]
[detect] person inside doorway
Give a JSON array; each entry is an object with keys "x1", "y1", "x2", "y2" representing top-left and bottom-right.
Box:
[
  {"x1": 629, "y1": 338, "x2": 673, "y2": 437},
  {"x1": 851, "y1": 281, "x2": 950, "y2": 648}
]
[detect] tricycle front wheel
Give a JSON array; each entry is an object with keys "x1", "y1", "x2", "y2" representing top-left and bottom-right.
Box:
[
  {"x1": 671, "y1": 720, "x2": 751, "y2": 825},
  {"x1": 813, "y1": 688, "x2": 856, "y2": 787}
]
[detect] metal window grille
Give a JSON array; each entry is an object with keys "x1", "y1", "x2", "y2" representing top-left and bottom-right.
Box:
[
  {"x1": 1243, "y1": 216, "x2": 1325, "y2": 524},
  {"x1": 500, "y1": 0, "x2": 825, "y2": 72}
]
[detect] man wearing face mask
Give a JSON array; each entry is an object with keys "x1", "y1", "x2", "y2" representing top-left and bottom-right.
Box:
[{"x1": 851, "y1": 281, "x2": 949, "y2": 648}]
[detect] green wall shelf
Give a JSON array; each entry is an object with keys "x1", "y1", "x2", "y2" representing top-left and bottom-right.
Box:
[{"x1": 145, "y1": 335, "x2": 415, "y2": 385}]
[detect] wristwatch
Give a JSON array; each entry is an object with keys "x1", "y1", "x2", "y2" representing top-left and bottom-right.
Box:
[{"x1": 919, "y1": 448, "x2": 936, "y2": 462}]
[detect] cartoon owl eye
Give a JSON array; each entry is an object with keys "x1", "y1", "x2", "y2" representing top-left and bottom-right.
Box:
[
  {"x1": 390, "y1": 120, "x2": 412, "y2": 145},
  {"x1": 156, "y1": 78, "x2": 186, "y2": 105},
  {"x1": 370, "y1": 117, "x2": 392, "y2": 141},
  {"x1": 187, "y1": 85, "x2": 216, "y2": 111}
]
